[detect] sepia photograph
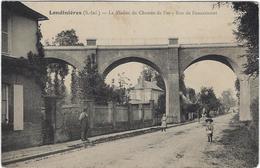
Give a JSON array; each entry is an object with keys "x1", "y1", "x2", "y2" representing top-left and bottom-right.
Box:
[{"x1": 1, "y1": 1, "x2": 259, "y2": 168}]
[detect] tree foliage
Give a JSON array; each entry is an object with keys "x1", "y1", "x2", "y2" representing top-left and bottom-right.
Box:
[
  {"x1": 249, "y1": 98, "x2": 259, "y2": 149},
  {"x1": 52, "y1": 29, "x2": 84, "y2": 46},
  {"x1": 117, "y1": 72, "x2": 132, "y2": 88},
  {"x1": 78, "y1": 55, "x2": 124, "y2": 104},
  {"x1": 179, "y1": 74, "x2": 188, "y2": 119},
  {"x1": 186, "y1": 88, "x2": 197, "y2": 103},
  {"x1": 141, "y1": 65, "x2": 154, "y2": 82},
  {"x1": 217, "y1": 2, "x2": 259, "y2": 76},
  {"x1": 27, "y1": 24, "x2": 47, "y2": 93},
  {"x1": 45, "y1": 62, "x2": 69, "y2": 98},
  {"x1": 179, "y1": 74, "x2": 187, "y2": 96},
  {"x1": 141, "y1": 65, "x2": 165, "y2": 90},
  {"x1": 79, "y1": 55, "x2": 105, "y2": 102},
  {"x1": 71, "y1": 68, "x2": 79, "y2": 104},
  {"x1": 199, "y1": 87, "x2": 221, "y2": 116},
  {"x1": 232, "y1": 2, "x2": 258, "y2": 76},
  {"x1": 235, "y1": 78, "x2": 240, "y2": 104},
  {"x1": 45, "y1": 29, "x2": 84, "y2": 99},
  {"x1": 220, "y1": 90, "x2": 237, "y2": 112},
  {"x1": 156, "y1": 94, "x2": 166, "y2": 114}
]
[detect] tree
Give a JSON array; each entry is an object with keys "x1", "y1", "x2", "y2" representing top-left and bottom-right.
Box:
[
  {"x1": 179, "y1": 74, "x2": 187, "y2": 96},
  {"x1": 45, "y1": 29, "x2": 84, "y2": 100},
  {"x1": 156, "y1": 94, "x2": 166, "y2": 114},
  {"x1": 117, "y1": 72, "x2": 132, "y2": 89},
  {"x1": 179, "y1": 74, "x2": 188, "y2": 119},
  {"x1": 53, "y1": 29, "x2": 84, "y2": 46},
  {"x1": 232, "y1": 2, "x2": 258, "y2": 76},
  {"x1": 116, "y1": 72, "x2": 133, "y2": 104},
  {"x1": 27, "y1": 24, "x2": 48, "y2": 93},
  {"x1": 199, "y1": 87, "x2": 221, "y2": 116},
  {"x1": 220, "y1": 90, "x2": 237, "y2": 112},
  {"x1": 78, "y1": 54, "x2": 122, "y2": 104},
  {"x1": 45, "y1": 62, "x2": 69, "y2": 98},
  {"x1": 217, "y1": 2, "x2": 259, "y2": 76},
  {"x1": 186, "y1": 88, "x2": 197, "y2": 103},
  {"x1": 141, "y1": 65, "x2": 154, "y2": 82},
  {"x1": 235, "y1": 78, "x2": 240, "y2": 104},
  {"x1": 71, "y1": 68, "x2": 79, "y2": 104},
  {"x1": 141, "y1": 65, "x2": 165, "y2": 90}
]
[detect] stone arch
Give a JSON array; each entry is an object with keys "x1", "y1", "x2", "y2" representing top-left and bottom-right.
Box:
[
  {"x1": 102, "y1": 56, "x2": 166, "y2": 82},
  {"x1": 181, "y1": 54, "x2": 251, "y2": 121},
  {"x1": 181, "y1": 54, "x2": 241, "y2": 78},
  {"x1": 44, "y1": 54, "x2": 83, "y2": 70},
  {"x1": 44, "y1": 57, "x2": 77, "y2": 69}
]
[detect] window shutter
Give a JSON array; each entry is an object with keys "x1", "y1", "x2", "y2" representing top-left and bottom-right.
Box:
[{"x1": 13, "y1": 85, "x2": 24, "y2": 130}]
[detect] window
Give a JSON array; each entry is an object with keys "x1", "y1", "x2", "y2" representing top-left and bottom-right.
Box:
[
  {"x1": 2, "y1": 84, "x2": 9, "y2": 124},
  {"x1": 2, "y1": 84, "x2": 24, "y2": 131},
  {"x1": 2, "y1": 10, "x2": 9, "y2": 54}
]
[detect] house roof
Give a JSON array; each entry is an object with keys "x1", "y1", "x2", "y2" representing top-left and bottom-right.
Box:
[
  {"x1": 133, "y1": 80, "x2": 164, "y2": 92},
  {"x1": 2, "y1": 2, "x2": 48, "y2": 21},
  {"x1": 2, "y1": 55, "x2": 31, "y2": 67}
]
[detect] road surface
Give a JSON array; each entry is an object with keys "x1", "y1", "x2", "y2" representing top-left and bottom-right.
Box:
[{"x1": 8, "y1": 113, "x2": 235, "y2": 168}]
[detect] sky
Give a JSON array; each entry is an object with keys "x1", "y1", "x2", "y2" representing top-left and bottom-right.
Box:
[
  {"x1": 24, "y1": 2, "x2": 237, "y2": 44},
  {"x1": 24, "y1": 2, "x2": 238, "y2": 97},
  {"x1": 105, "y1": 61, "x2": 237, "y2": 97}
]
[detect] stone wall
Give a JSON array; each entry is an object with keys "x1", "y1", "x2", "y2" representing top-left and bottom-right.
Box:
[
  {"x1": 54, "y1": 104, "x2": 81, "y2": 143},
  {"x1": 53, "y1": 101, "x2": 155, "y2": 143}
]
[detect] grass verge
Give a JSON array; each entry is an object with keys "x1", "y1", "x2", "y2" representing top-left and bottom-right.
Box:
[{"x1": 205, "y1": 114, "x2": 258, "y2": 168}]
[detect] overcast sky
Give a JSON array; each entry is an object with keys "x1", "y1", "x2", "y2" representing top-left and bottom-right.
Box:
[{"x1": 24, "y1": 2, "x2": 238, "y2": 97}]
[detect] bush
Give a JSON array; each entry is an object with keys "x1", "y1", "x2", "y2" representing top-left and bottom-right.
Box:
[{"x1": 249, "y1": 98, "x2": 259, "y2": 150}]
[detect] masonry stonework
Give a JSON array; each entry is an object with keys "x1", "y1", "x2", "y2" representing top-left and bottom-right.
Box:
[
  {"x1": 49, "y1": 100, "x2": 155, "y2": 143},
  {"x1": 44, "y1": 42, "x2": 254, "y2": 122}
]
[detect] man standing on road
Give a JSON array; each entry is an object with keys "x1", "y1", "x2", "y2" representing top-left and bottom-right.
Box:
[{"x1": 79, "y1": 108, "x2": 89, "y2": 141}]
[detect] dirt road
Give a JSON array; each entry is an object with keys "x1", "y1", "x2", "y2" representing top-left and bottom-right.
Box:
[{"x1": 8, "y1": 113, "x2": 236, "y2": 168}]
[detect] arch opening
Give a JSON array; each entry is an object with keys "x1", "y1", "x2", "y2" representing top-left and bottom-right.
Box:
[
  {"x1": 104, "y1": 60, "x2": 166, "y2": 125},
  {"x1": 102, "y1": 57, "x2": 164, "y2": 80},
  {"x1": 182, "y1": 59, "x2": 239, "y2": 121},
  {"x1": 44, "y1": 58, "x2": 76, "y2": 105}
]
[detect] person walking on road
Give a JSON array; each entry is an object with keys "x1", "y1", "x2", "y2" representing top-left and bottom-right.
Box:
[
  {"x1": 79, "y1": 108, "x2": 89, "y2": 141},
  {"x1": 161, "y1": 113, "x2": 167, "y2": 132},
  {"x1": 205, "y1": 118, "x2": 214, "y2": 142}
]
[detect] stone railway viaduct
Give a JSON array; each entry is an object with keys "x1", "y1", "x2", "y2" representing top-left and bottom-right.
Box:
[{"x1": 44, "y1": 38, "x2": 257, "y2": 123}]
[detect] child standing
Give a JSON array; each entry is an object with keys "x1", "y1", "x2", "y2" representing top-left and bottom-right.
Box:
[
  {"x1": 205, "y1": 118, "x2": 214, "y2": 142},
  {"x1": 161, "y1": 114, "x2": 167, "y2": 132}
]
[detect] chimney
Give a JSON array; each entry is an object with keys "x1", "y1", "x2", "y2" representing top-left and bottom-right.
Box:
[
  {"x1": 168, "y1": 38, "x2": 178, "y2": 45},
  {"x1": 86, "y1": 39, "x2": 96, "y2": 46}
]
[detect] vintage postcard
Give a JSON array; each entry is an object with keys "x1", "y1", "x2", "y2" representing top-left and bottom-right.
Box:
[{"x1": 1, "y1": 1, "x2": 259, "y2": 168}]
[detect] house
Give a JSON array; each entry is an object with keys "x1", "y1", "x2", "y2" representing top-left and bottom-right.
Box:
[
  {"x1": 2, "y1": 2, "x2": 48, "y2": 151},
  {"x1": 129, "y1": 76, "x2": 164, "y2": 105}
]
